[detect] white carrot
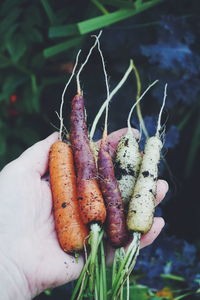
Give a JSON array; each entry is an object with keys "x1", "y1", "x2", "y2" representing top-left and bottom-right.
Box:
[
  {"x1": 127, "y1": 83, "x2": 167, "y2": 233},
  {"x1": 115, "y1": 80, "x2": 158, "y2": 205},
  {"x1": 111, "y1": 84, "x2": 167, "y2": 300}
]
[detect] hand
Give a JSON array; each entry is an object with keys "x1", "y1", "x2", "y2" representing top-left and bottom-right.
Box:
[
  {"x1": 0, "y1": 129, "x2": 168, "y2": 300},
  {"x1": 0, "y1": 132, "x2": 83, "y2": 300}
]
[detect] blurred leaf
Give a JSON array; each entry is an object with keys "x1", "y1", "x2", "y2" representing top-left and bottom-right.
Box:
[
  {"x1": 28, "y1": 28, "x2": 43, "y2": 43},
  {"x1": 174, "y1": 292, "x2": 194, "y2": 300},
  {"x1": 124, "y1": 285, "x2": 150, "y2": 299},
  {"x1": 91, "y1": 0, "x2": 109, "y2": 14},
  {"x1": 21, "y1": 83, "x2": 42, "y2": 113},
  {"x1": 43, "y1": 37, "x2": 83, "y2": 58},
  {"x1": 0, "y1": 0, "x2": 22, "y2": 16},
  {"x1": 1, "y1": 24, "x2": 19, "y2": 51},
  {"x1": 49, "y1": 24, "x2": 79, "y2": 38},
  {"x1": 101, "y1": 0, "x2": 136, "y2": 9},
  {"x1": 30, "y1": 53, "x2": 45, "y2": 70},
  {"x1": 43, "y1": 289, "x2": 52, "y2": 296},
  {"x1": 78, "y1": 0, "x2": 163, "y2": 34},
  {"x1": 40, "y1": 0, "x2": 56, "y2": 24},
  {"x1": 0, "y1": 75, "x2": 27, "y2": 101},
  {"x1": 19, "y1": 127, "x2": 40, "y2": 145},
  {"x1": 160, "y1": 274, "x2": 186, "y2": 282},
  {"x1": 0, "y1": 60, "x2": 11, "y2": 68},
  {"x1": 49, "y1": 0, "x2": 163, "y2": 38},
  {"x1": 0, "y1": 8, "x2": 21, "y2": 36},
  {"x1": 6, "y1": 34, "x2": 27, "y2": 62},
  {"x1": 23, "y1": 5, "x2": 43, "y2": 28}
]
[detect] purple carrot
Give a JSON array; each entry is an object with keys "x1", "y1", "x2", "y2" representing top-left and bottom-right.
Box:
[
  {"x1": 98, "y1": 133, "x2": 130, "y2": 248},
  {"x1": 70, "y1": 93, "x2": 106, "y2": 225}
]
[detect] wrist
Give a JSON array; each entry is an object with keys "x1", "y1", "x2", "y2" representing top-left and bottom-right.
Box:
[{"x1": 0, "y1": 250, "x2": 32, "y2": 300}]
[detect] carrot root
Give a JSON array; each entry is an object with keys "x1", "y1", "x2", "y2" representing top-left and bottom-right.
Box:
[{"x1": 49, "y1": 141, "x2": 88, "y2": 253}]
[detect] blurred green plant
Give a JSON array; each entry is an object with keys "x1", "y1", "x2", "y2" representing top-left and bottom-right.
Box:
[{"x1": 0, "y1": 0, "x2": 164, "y2": 169}]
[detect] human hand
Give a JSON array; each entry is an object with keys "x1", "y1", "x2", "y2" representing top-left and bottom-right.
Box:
[
  {"x1": 0, "y1": 132, "x2": 83, "y2": 300},
  {"x1": 0, "y1": 129, "x2": 168, "y2": 300}
]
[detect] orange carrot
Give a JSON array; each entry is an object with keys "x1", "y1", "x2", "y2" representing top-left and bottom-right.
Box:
[{"x1": 49, "y1": 141, "x2": 88, "y2": 253}]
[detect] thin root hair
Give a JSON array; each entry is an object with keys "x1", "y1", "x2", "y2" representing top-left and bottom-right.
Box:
[
  {"x1": 55, "y1": 111, "x2": 69, "y2": 139},
  {"x1": 127, "y1": 79, "x2": 159, "y2": 132},
  {"x1": 156, "y1": 83, "x2": 168, "y2": 137},
  {"x1": 93, "y1": 33, "x2": 110, "y2": 136},
  {"x1": 58, "y1": 50, "x2": 81, "y2": 140},
  {"x1": 89, "y1": 59, "x2": 133, "y2": 140},
  {"x1": 76, "y1": 31, "x2": 102, "y2": 95},
  {"x1": 159, "y1": 126, "x2": 166, "y2": 145},
  {"x1": 50, "y1": 121, "x2": 69, "y2": 138}
]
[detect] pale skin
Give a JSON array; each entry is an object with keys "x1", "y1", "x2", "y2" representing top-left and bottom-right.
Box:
[{"x1": 0, "y1": 129, "x2": 168, "y2": 300}]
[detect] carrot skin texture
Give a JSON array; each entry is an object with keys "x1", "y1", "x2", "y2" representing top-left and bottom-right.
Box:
[
  {"x1": 70, "y1": 94, "x2": 106, "y2": 225},
  {"x1": 49, "y1": 141, "x2": 88, "y2": 252},
  {"x1": 98, "y1": 138, "x2": 130, "y2": 248},
  {"x1": 127, "y1": 136, "x2": 162, "y2": 233}
]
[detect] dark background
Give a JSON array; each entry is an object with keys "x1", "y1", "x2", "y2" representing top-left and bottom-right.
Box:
[{"x1": 0, "y1": 0, "x2": 200, "y2": 299}]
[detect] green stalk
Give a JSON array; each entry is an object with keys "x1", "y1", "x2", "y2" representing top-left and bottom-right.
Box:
[
  {"x1": 89, "y1": 224, "x2": 104, "y2": 294},
  {"x1": 70, "y1": 254, "x2": 92, "y2": 300},
  {"x1": 95, "y1": 255, "x2": 100, "y2": 297},
  {"x1": 120, "y1": 283, "x2": 124, "y2": 300},
  {"x1": 111, "y1": 233, "x2": 141, "y2": 299},
  {"x1": 132, "y1": 60, "x2": 149, "y2": 138},
  {"x1": 100, "y1": 266, "x2": 103, "y2": 300},
  {"x1": 95, "y1": 285, "x2": 98, "y2": 300},
  {"x1": 126, "y1": 275, "x2": 130, "y2": 300},
  {"x1": 112, "y1": 249, "x2": 118, "y2": 286},
  {"x1": 116, "y1": 241, "x2": 140, "y2": 299},
  {"x1": 91, "y1": 0, "x2": 109, "y2": 14},
  {"x1": 100, "y1": 240, "x2": 107, "y2": 300}
]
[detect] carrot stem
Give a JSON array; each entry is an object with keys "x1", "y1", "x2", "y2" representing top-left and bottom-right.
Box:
[
  {"x1": 100, "y1": 240, "x2": 107, "y2": 300},
  {"x1": 112, "y1": 249, "x2": 118, "y2": 287},
  {"x1": 111, "y1": 232, "x2": 141, "y2": 299},
  {"x1": 70, "y1": 253, "x2": 91, "y2": 300},
  {"x1": 89, "y1": 60, "x2": 133, "y2": 140},
  {"x1": 95, "y1": 255, "x2": 100, "y2": 297},
  {"x1": 89, "y1": 224, "x2": 104, "y2": 294},
  {"x1": 126, "y1": 275, "x2": 130, "y2": 300}
]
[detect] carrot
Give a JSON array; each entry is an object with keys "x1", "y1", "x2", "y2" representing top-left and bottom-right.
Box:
[
  {"x1": 70, "y1": 92, "x2": 106, "y2": 297},
  {"x1": 127, "y1": 84, "x2": 167, "y2": 233},
  {"x1": 111, "y1": 84, "x2": 167, "y2": 300},
  {"x1": 94, "y1": 38, "x2": 129, "y2": 249},
  {"x1": 114, "y1": 80, "x2": 158, "y2": 206},
  {"x1": 98, "y1": 132, "x2": 130, "y2": 248},
  {"x1": 70, "y1": 93, "x2": 106, "y2": 225},
  {"x1": 69, "y1": 34, "x2": 107, "y2": 298},
  {"x1": 49, "y1": 141, "x2": 88, "y2": 252}
]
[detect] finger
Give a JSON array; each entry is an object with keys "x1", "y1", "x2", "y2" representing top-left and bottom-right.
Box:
[
  {"x1": 106, "y1": 217, "x2": 165, "y2": 265},
  {"x1": 140, "y1": 217, "x2": 165, "y2": 249},
  {"x1": 96, "y1": 128, "x2": 140, "y2": 158},
  {"x1": 19, "y1": 132, "x2": 59, "y2": 176},
  {"x1": 155, "y1": 179, "x2": 168, "y2": 206}
]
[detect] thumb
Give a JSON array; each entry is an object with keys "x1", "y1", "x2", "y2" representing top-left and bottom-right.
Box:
[{"x1": 19, "y1": 132, "x2": 59, "y2": 176}]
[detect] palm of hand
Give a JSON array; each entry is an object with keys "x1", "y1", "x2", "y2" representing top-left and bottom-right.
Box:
[{"x1": 0, "y1": 133, "x2": 83, "y2": 297}]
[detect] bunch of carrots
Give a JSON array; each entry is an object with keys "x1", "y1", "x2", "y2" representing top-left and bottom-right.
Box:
[{"x1": 48, "y1": 34, "x2": 167, "y2": 300}]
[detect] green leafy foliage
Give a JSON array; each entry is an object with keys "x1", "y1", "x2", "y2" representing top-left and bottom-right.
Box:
[{"x1": 0, "y1": 0, "x2": 164, "y2": 169}]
